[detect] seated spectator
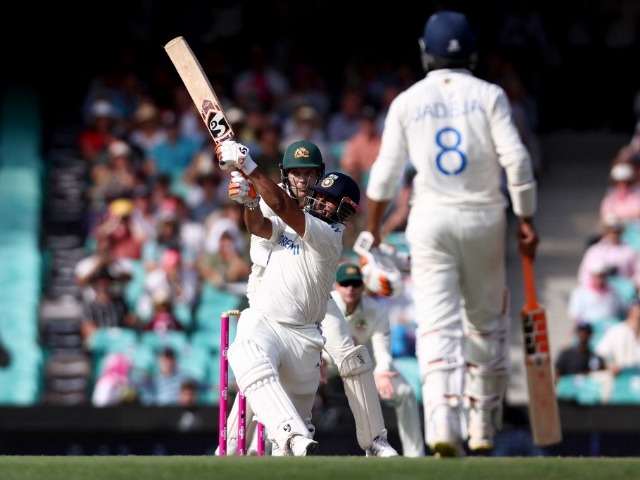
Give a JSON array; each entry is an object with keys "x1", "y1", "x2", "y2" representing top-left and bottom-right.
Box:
[
  {"x1": 179, "y1": 378, "x2": 199, "y2": 407},
  {"x1": 202, "y1": 200, "x2": 248, "y2": 257},
  {"x1": 595, "y1": 295, "x2": 640, "y2": 376},
  {"x1": 74, "y1": 235, "x2": 133, "y2": 303},
  {"x1": 88, "y1": 140, "x2": 139, "y2": 212},
  {"x1": 196, "y1": 231, "x2": 251, "y2": 295},
  {"x1": 137, "y1": 247, "x2": 199, "y2": 322},
  {"x1": 577, "y1": 215, "x2": 639, "y2": 288},
  {"x1": 129, "y1": 183, "x2": 157, "y2": 244},
  {"x1": 555, "y1": 322, "x2": 606, "y2": 378},
  {"x1": 92, "y1": 198, "x2": 145, "y2": 261},
  {"x1": 600, "y1": 162, "x2": 640, "y2": 227},
  {"x1": 144, "y1": 110, "x2": 201, "y2": 188},
  {"x1": 142, "y1": 196, "x2": 204, "y2": 272},
  {"x1": 128, "y1": 101, "x2": 166, "y2": 161},
  {"x1": 142, "y1": 290, "x2": 185, "y2": 333},
  {"x1": 80, "y1": 267, "x2": 138, "y2": 349},
  {"x1": 568, "y1": 260, "x2": 627, "y2": 325},
  {"x1": 78, "y1": 99, "x2": 119, "y2": 164},
  {"x1": 92, "y1": 352, "x2": 137, "y2": 407},
  {"x1": 138, "y1": 347, "x2": 192, "y2": 406}
]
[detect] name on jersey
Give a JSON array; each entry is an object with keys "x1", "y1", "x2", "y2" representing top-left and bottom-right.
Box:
[
  {"x1": 277, "y1": 233, "x2": 300, "y2": 254},
  {"x1": 414, "y1": 99, "x2": 485, "y2": 121}
]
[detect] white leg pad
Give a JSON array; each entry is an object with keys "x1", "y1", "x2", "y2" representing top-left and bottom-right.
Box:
[
  {"x1": 229, "y1": 339, "x2": 310, "y2": 451},
  {"x1": 422, "y1": 356, "x2": 466, "y2": 443},
  {"x1": 464, "y1": 328, "x2": 509, "y2": 431},
  {"x1": 339, "y1": 345, "x2": 386, "y2": 450}
]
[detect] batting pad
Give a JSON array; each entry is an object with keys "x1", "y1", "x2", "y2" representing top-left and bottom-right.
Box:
[
  {"x1": 339, "y1": 345, "x2": 386, "y2": 450},
  {"x1": 229, "y1": 340, "x2": 310, "y2": 452}
]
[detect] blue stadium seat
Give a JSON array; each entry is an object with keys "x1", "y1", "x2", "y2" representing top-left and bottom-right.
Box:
[
  {"x1": 556, "y1": 373, "x2": 604, "y2": 405},
  {"x1": 88, "y1": 327, "x2": 139, "y2": 379},
  {"x1": 179, "y1": 344, "x2": 212, "y2": 384},
  {"x1": 607, "y1": 275, "x2": 637, "y2": 307},
  {"x1": 139, "y1": 330, "x2": 188, "y2": 356},
  {"x1": 608, "y1": 368, "x2": 640, "y2": 404}
]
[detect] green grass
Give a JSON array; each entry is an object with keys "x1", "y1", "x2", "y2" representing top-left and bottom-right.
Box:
[{"x1": 1, "y1": 456, "x2": 640, "y2": 480}]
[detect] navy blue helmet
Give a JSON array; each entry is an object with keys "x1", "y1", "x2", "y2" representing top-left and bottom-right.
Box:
[
  {"x1": 305, "y1": 172, "x2": 360, "y2": 224},
  {"x1": 419, "y1": 10, "x2": 477, "y2": 71}
]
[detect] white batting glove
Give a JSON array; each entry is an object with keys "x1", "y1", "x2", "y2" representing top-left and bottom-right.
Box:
[
  {"x1": 378, "y1": 243, "x2": 411, "y2": 273},
  {"x1": 228, "y1": 171, "x2": 260, "y2": 208},
  {"x1": 215, "y1": 140, "x2": 257, "y2": 174}
]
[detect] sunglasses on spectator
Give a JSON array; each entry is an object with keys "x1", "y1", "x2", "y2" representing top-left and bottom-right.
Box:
[{"x1": 338, "y1": 280, "x2": 363, "y2": 288}]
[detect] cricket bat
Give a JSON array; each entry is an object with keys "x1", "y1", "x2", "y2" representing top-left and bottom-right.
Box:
[
  {"x1": 164, "y1": 36, "x2": 235, "y2": 147},
  {"x1": 521, "y1": 253, "x2": 562, "y2": 446}
]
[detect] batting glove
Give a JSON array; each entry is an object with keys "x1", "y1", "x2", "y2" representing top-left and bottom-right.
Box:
[
  {"x1": 378, "y1": 243, "x2": 411, "y2": 273},
  {"x1": 215, "y1": 140, "x2": 257, "y2": 175},
  {"x1": 360, "y1": 249, "x2": 404, "y2": 299},
  {"x1": 228, "y1": 171, "x2": 260, "y2": 208}
]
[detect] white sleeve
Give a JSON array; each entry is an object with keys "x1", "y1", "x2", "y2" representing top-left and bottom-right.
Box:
[{"x1": 366, "y1": 96, "x2": 409, "y2": 202}]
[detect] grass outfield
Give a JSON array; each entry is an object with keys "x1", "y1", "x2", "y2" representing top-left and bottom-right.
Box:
[{"x1": 1, "y1": 456, "x2": 640, "y2": 480}]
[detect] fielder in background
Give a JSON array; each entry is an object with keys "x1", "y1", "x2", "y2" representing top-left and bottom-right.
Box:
[
  {"x1": 327, "y1": 263, "x2": 425, "y2": 457},
  {"x1": 218, "y1": 141, "x2": 398, "y2": 457},
  {"x1": 216, "y1": 138, "x2": 361, "y2": 456},
  {"x1": 364, "y1": 10, "x2": 539, "y2": 457}
]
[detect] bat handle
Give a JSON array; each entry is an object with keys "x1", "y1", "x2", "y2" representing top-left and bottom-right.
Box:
[{"x1": 521, "y1": 254, "x2": 538, "y2": 307}]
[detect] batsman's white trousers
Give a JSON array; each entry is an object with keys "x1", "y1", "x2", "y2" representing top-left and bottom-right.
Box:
[{"x1": 230, "y1": 308, "x2": 324, "y2": 445}]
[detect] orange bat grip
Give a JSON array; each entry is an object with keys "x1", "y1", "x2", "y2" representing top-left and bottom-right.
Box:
[{"x1": 521, "y1": 254, "x2": 538, "y2": 309}]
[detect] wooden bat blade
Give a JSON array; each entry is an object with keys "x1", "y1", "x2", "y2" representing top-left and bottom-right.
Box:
[
  {"x1": 521, "y1": 305, "x2": 563, "y2": 446},
  {"x1": 163, "y1": 36, "x2": 234, "y2": 145}
]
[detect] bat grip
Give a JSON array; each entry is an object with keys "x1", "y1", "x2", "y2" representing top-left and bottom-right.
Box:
[{"x1": 521, "y1": 254, "x2": 538, "y2": 307}]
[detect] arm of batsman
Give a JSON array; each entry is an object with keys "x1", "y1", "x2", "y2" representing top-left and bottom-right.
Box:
[
  {"x1": 228, "y1": 171, "x2": 259, "y2": 205},
  {"x1": 215, "y1": 140, "x2": 257, "y2": 174}
]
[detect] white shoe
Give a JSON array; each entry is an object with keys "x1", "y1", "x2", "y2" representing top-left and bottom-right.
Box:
[
  {"x1": 214, "y1": 437, "x2": 238, "y2": 456},
  {"x1": 288, "y1": 435, "x2": 318, "y2": 456},
  {"x1": 428, "y1": 407, "x2": 465, "y2": 458},
  {"x1": 271, "y1": 442, "x2": 287, "y2": 456},
  {"x1": 365, "y1": 431, "x2": 399, "y2": 457},
  {"x1": 467, "y1": 408, "x2": 496, "y2": 452}
]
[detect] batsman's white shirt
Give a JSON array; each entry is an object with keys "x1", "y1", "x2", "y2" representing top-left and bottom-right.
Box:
[{"x1": 250, "y1": 212, "x2": 345, "y2": 326}]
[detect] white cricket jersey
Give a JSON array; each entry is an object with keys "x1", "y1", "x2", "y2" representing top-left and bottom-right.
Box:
[
  {"x1": 330, "y1": 291, "x2": 394, "y2": 373},
  {"x1": 366, "y1": 69, "x2": 534, "y2": 207},
  {"x1": 245, "y1": 200, "x2": 276, "y2": 301},
  {"x1": 250, "y1": 213, "x2": 345, "y2": 326}
]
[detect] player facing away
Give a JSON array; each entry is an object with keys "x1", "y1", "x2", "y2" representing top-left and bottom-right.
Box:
[
  {"x1": 216, "y1": 138, "x2": 362, "y2": 456},
  {"x1": 363, "y1": 11, "x2": 539, "y2": 457},
  {"x1": 218, "y1": 140, "x2": 398, "y2": 457}
]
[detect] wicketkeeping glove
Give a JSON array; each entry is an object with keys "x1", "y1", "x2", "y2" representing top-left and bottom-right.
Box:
[
  {"x1": 228, "y1": 171, "x2": 260, "y2": 208},
  {"x1": 215, "y1": 140, "x2": 257, "y2": 175}
]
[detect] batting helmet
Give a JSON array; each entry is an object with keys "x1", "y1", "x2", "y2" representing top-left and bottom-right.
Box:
[
  {"x1": 279, "y1": 140, "x2": 326, "y2": 199},
  {"x1": 305, "y1": 172, "x2": 360, "y2": 224},
  {"x1": 419, "y1": 10, "x2": 477, "y2": 72}
]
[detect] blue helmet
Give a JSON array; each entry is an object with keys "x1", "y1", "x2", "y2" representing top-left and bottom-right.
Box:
[
  {"x1": 419, "y1": 10, "x2": 477, "y2": 71},
  {"x1": 305, "y1": 172, "x2": 360, "y2": 224}
]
